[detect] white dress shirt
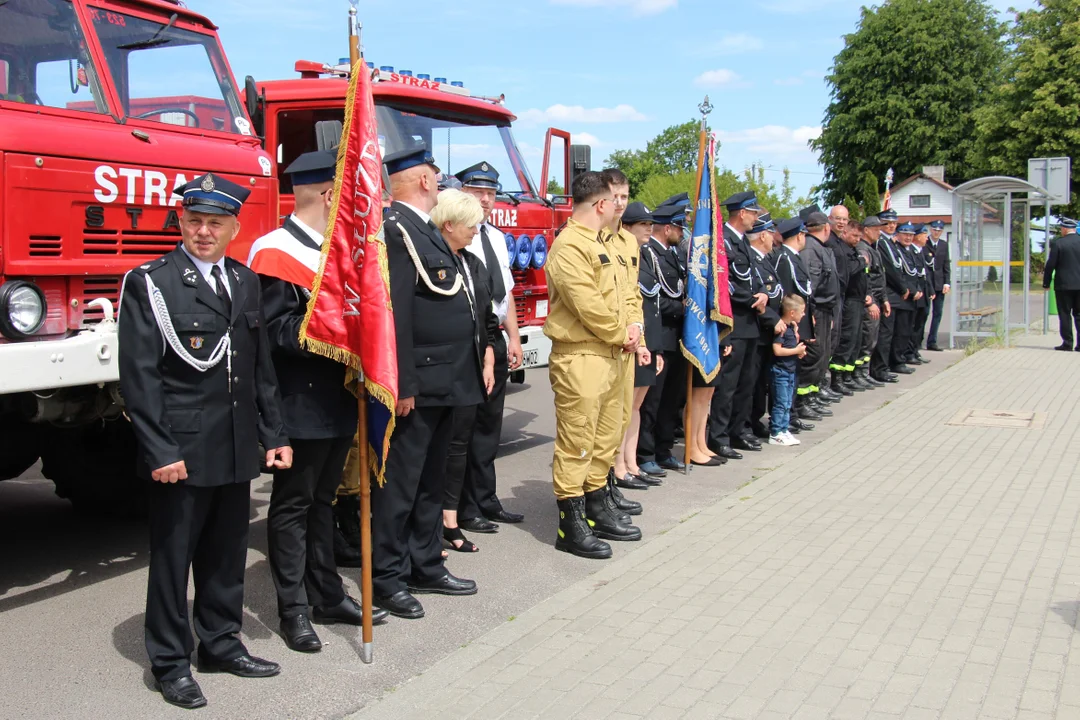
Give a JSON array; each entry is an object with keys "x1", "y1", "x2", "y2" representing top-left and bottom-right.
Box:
[
  {"x1": 465, "y1": 221, "x2": 516, "y2": 324},
  {"x1": 180, "y1": 244, "x2": 230, "y2": 297}
]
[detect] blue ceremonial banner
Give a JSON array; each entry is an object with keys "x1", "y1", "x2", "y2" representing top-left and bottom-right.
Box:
[{"x1": 680, "y1": 132, "x2": 733, "y2": 383}]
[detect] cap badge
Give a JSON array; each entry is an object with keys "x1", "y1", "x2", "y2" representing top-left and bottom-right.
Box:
[
  {"x1": 190, "y1": 337, "x2": 205, "y2": 350},
  {"x1": 201, "y1": 175, "x2": 216, "y2": 193},
  {"x1": 481, "y1": 163, "x2": 489, "y2": 172}
]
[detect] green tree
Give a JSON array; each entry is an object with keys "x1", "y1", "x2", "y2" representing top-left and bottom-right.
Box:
[
  {"x1": 637, "y1": 171, "x2": 696, "y2": 210},
  {"x1": 605, "y1": 119, "x2": 700, "y2": 197},
  {"x1": 858, "y1": 170, "x2": 881, "y2": 216},
  {"x1": 844, "y1": 195, "x2": 864, "y2": 222},
  {"x1": 972, "y1": 0, "x2": 1080, "y2": 216},
  {"x1": 546, "y1": 176, "x2": 564, "y2": 195},
  {"x1": 811, "y1": 0, "x2": 1006, "y2": 205},
  {"x1": 636, "y1": 166, "x2": 808, "y2": 221}
]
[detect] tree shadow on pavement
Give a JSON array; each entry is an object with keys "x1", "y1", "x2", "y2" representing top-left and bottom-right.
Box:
[{"x1": 1051, "y1": 601, "x2": 1079, "y2": 629}]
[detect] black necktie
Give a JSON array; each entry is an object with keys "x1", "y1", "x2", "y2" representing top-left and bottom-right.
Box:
[
  {"x1": 211, "y1": 265, "x2": 231, "y2": 316},
  {"x1": 480, "y1": 226, "x2": 506, "y2": 302}
]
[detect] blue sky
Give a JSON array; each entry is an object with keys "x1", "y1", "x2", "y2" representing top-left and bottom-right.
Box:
[{"x1": 204, "y1": 0, "x2": 1031, "y2": 198}]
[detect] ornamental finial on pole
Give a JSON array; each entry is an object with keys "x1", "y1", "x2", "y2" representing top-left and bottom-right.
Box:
[{"x1": 699, "y1": 96, "x2": 714, "y2": 118}]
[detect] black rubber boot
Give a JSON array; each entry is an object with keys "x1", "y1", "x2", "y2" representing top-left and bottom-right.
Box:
[
  {"x1": 555, "y1": 497, "x2": 612, "y2": 559},
  {"x1": 831, "y1": 373, "x2": 854, "y2": 397},
  {"x1": 607, "y1": 473, "x2": 642, "y2": 516},
  {"x1": 333, "y1": 495, "x2": 362, "y2": 567},
  {"x1": 584, "y1": 488, "x2": 642, "y2": 541}
]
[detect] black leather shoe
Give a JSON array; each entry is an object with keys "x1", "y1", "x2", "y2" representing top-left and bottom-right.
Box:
[
  {"x1": 636, "y1": 472, "x2": 663, "y2": 486},
  {"x1": 790, "y1": 417, "x2": 815, "y2": 432},
  {"x1": 484, "y1": 508, "x2": 525, "y2": 524},
  {"x1": 1056, "y1": 343, "x2": 1072, "y2": 351},
  {"x1": 732, "y1": 436, "x2": 761, "y2": 452},
  {"x1": 798, "y1": 406, "x2": 823, "y2": 421},
  {"x1": 692, "y1": 456, "x2": 723, "y2": 466},
  {"x1": 198, "y1": 654, "x2": 280, "y2": 679},
  {"x1": 926, "y1": 344, "x2": 943, "y2": 351},
  {"x1": 819, "y1": 387, "x2": 842, "y2": 402},
  {"x1": 872, "y1": 371, "x2": 899, "y2": 383},
  {"x1": 712, "y1": 444, "x2": 743, "y2": 460},
  {"x1": 638, "y1": 461, "x2": 669, "y2": 477},
  {"x1": 890, "y1": 364, "x2": 915, "y2": 374},
  {"x1": 615, "y1": 472, "x2": 649, "y2": 490},
  {"x1": 656, "y1": 456, "x2": 686, "y2": 472},
  {"x1": 281, "y1": 614, "x2": 322, "y2": 653},
  {"x1": 373, "y1": 591, "x2": 424, "y2": 619},
  {"x1": 157, "y1": 676, "x2": 207, "y2": 710},
  {"x1": 459, "y1": 517, "x2": 499, "y2": 534},
  {"x1": 408, "y1": 572, "x2": 477, "y2": 596},
  {"x1": 313, "y1": 595, "x2": 389, "y2": 626},
  {"x1": 750, "y1": 422, "x2": 771, "y2": 439}
]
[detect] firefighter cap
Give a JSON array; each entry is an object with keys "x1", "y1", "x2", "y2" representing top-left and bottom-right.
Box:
[
  {"x1": 174, "y1": 173, "x2": 250, "y2": 216},
  {"x1": 622, "y1": 202, "x2": 654, "y2": 225},
  {"x1": 878, "y1": 209, "x2": 899, "y2": 222},
  {"x1": 1060, "y1": 218, "x2": 1077, "y2": 230},
  {"x1": 749, "y1": 214, "x2": 775, "y2": 234},
  {"x1": 661, "y1": 192, "x2": 690, "y2": 209},
  {"x1": 863, "y1": 216, "x2": 883, "y2": 228},
  {"x1": 778, "y1": 217, "x2": 807, "y2": 239},
  {"x1": 897, "y1": 222, "x2": 916, "y2": 234},
  {"x1": 722, "y1": 191, "x2": 762, "y2": 213},
  {"x1": 383, "y1": 143, "x2": 440, "y2": 176},
  {"x1": 285, "y1": 150, "x2": 337, "y2": 186},
  {"x1": 928, "y1": 219, "x2": 945, "y2": 229},
  {"x1": 455, "y1": 162, "x2": 500, "y2": 190}
]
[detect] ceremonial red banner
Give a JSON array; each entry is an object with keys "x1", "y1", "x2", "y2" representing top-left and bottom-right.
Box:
[{"x1": 300, "y1": 64, "x2": 397, "y2": 484}]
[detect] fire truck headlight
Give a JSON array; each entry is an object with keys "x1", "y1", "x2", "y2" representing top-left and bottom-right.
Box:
[
  {"x1": 0, "y1": 281, "x2": 47, "y2": 339},
  {"x1": 504, "y1": 232, "x2": 516, "y2": 257},
  {"x1": 531, "y1": 235, "x2": 548, "y2": 268},
  {"x1": 515, "y1": 235, "x2": 532, "y2": 271}
]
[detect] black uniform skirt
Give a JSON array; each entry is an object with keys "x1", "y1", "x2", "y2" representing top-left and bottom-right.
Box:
[
  {"x1": 634, "y1": 352, "x2": 658, "y2": 387},
  {"x1": 692, "y1": 363, "x2": 722, "y2": 388}
]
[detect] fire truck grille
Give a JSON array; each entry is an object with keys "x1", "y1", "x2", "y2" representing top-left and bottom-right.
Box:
[
  {"x1": 78, "y1": 277, "x2": 122, "y2": 325},
  {"x1": 82, "y1": 229, "x2": 180, "y2": 256},
  {"x1": 29, "y1": 235, "x2": 62, "y2": 257}
]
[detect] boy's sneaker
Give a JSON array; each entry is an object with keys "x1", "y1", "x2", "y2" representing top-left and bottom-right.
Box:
[
  {"x1": 782, "y1": 431, "x2": 801, "y2": 445},
  {"x1": 769, "y1": 434, "x2": 793, "y2": 446}
]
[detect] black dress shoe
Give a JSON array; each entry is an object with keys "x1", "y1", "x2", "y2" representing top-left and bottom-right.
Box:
[
  {"x1": 732, "y1": 436, "x2": 761, "y2": 452},
  {"x1": 872, "y1": 371, "x2": 899, "y2": 383},
  {"x1": 750, "y1": 422, "x2": 771, "y2": 440},
  {"x1": 712, "y1": 445, "x2": 743, "y2": 460},
  {"x1": 157, "y1": 676, "x2": 207, "y2": 710},
  {"x1": 798, "y1": 406, "x2": 823, "y2": 421},
  {"x1": 638, "y1": 461, "x2": 669, "y2": 477},
  {"x1": 926, "y1": 344, "x2": 944, "y2": 352},
  {"x1": 281, "y1": 614, "x2": 322, "y2": 653},
  {"x1": 198, "y1": 653, "x2": 280, "y2": 679},
  {"x1": 313, "y1": 595, "x2": 389, "y2": 626},
  {"x1": 484, "y1": 508, "x2": 525, "y2": 524},
  {"x1": 636, "y1": 472, "x2": 663, "y2": 486},
  {"x1": 1056, "y1": 343, "x2": 1073, "y2": 351},
  {"x1": 408, "y1": 572, "x2": 478, "y2": 596},
  {"x1": 691, "y1": 456, "x2": 723, "y2": 466},
  {"x1": 615, "y1": 472, "x2": 649, "y2": 490},
  {"x1": 891, "y1": 364, "x2": 915, "y2": 374},
  {"x1": 790, "y1": 417, "x2": 815, "y2": 432},
  {"x1": 374, "y1": 590, "x2": 424, "y2": 619},
  {"x1": 819, "y1": 387, "x2": 842, "y2": 402},
  {"x1": 459, "y1": 517, "x2": 499, "y2": 534},
  {"x1": 656, "y1": 456, "x2": 686, "y2": 472}
]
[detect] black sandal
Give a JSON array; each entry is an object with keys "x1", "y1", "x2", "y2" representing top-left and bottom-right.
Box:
[{"x1": 443, "y1": 526, "x2": 478, "y2": 553}]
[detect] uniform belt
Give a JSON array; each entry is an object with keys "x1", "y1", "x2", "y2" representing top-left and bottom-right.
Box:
[{"x1": 551, "y1": 340, "x2": 622, "y2": 358}]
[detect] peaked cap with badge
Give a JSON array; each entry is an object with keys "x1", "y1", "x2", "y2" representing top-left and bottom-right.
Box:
[{"x1": 173, "y1": 173, "x2": 251, "y2": 216}]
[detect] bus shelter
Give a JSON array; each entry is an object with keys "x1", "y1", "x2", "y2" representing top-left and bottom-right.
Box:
[{"x1": 949, "y1": 176, "x2": 1050, "y2": 347}]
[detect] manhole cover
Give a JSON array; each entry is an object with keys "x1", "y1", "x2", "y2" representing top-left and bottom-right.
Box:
[{"x1": 946, "y1": 409, "x2": 1046, "y2": 429}]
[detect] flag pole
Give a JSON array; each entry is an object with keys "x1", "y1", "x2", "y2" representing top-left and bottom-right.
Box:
[
  {"x1": 347, "y1": 3, "x2": 374, "y2": 665},
  {"x1": 683, "y1": 96, "x2": 713, "y2": 476}
]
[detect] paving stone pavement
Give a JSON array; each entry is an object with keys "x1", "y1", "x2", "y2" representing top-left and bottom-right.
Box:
[{"x1": 349, "y1": 335, "x2": 1080, "y2": 720}]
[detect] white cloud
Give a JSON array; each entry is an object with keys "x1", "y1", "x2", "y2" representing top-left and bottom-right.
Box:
[
  {"x1": 691, "y1": 33, "x2": 764, "y2": 57},
  {"x1": 549, "y1": 0, "x2": 677, "y2": 16},
  {"x1": 572, "y1": 132, "x2": 603, "y2": 147},
  {"x1": 516, "y1": 104, "x2": 648, "y2": 127},
  {"x1": 716, "y1": 125, "x2": 823, "y2": 163},
  {"x1": 694, "y1": 69, "x2": 743, "y2": 88}
]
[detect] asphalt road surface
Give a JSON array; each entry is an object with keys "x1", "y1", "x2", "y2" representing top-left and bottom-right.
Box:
[{"x1": 0, "y1": 355, "x2": 960, "y2": 720}]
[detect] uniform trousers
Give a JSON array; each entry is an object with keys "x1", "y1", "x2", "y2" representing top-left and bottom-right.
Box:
[
  {"x1": 618, "y1": 351, "x2": 635, "y2": 439},
  {"x1": 549, "y1": 350, "x2": 621, "y2": 500},
  {"x1": 268, "y1": 436, "x2": 351, "y2": 619},
  {"x1": 890, "y1": 308, "x2": 915, "y2": 367},
  {"x1": 371, "y1": 406, "x2": 453, "y2": 597},
  {"x1": 708, "y1": 335, "x2": 759, "y2": 448},
  {"x1": 639, "y1": 349, "x2": 685, "y2": 463},
  {"x1": 927, "y1": 293, "x2": 945, "y2": 347},
  {"x1": 871, "y1": 306, "x2": 895, "y2": 376},
  {"x1": 459, "y1": 334, "x2": 508, "y2": 521},
  {"x1": 830, "y1": 303, "x2": 843, "y2": 357},
  {"x1": 800, "y1": 306, "x2": 834, "y2": 390},
  {"x1": 445, "y1": 405, "x2": 479, "y2": 511},
  {"x1": 834, "y1": 296, "x2": 865, "y2": 370},
  {"x1": 146, "y1": 480, "x2": 251, "y2": 682},
  {"x1": 1056, "y1": 289, "x2": 1080, "y2": 346},
  {"x1": 750, "y1": 341, "x2": 774, "y2": 433},
  {"x1": 910, "y1": 303, "x2": 929, "y2": 354},
  {"x1": 860, "y1": 304, "x2": 880, "y2": 365}
]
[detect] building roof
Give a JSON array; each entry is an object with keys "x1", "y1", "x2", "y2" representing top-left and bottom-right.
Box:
[{"x1": 890, "y1": 172, "x2": 955, "y2": 195}]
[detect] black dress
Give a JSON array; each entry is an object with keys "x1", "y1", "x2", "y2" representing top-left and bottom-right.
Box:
[{"x1": 636, "y1": 241, "x2": 664, "y2": 387}]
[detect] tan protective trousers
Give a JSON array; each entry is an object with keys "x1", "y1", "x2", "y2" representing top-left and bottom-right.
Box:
[
  {"x1": 549, "y1": 350, "x2": 623, "y2": 500},
  {"x1": 336, "y1": 432, "x2": 361, "y2": 497}
]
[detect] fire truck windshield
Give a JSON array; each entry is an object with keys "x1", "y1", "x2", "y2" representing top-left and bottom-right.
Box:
[
  {"x1": 375, "y1": 105, "x2": 540, "y2": 201},
  {"x1": 0, "y1": 0, "x2": 107, "y2": 113},
  {"x1": 89, "y1": 7, "x2": 249, "y2": 135}
]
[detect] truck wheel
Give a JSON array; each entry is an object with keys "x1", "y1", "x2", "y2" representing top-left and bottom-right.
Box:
[
  {"x1": 40, "y1": 419, "x2": 146, "y2": 518},
  {"x1": 0, "y1": 415, "x2": 41, "y2": 481}
]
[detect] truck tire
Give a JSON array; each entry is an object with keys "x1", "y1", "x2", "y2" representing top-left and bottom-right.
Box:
[
  {"x1": 0, "y1": 415, "x2": 41, "y2": 481},
  {"x1": 40, "y1": 419, "x2": 147, "y2": 518}
]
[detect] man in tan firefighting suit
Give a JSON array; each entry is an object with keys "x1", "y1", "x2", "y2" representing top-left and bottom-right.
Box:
[{"x1": 544, "y1": 171, "x2": 642, "y2": 560}]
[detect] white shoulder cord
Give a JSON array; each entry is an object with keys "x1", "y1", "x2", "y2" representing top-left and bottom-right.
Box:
[
  {"x1": 880, "y1": 237, "x2": 901, "y2": 269},
  {"x1": 398, "y1": 223, "x2": 464, "y2": 297},
  {"x1": 646, "y1": 246, "x2": 682, "y2": 297},
  {"x1": 730, "y1": 252, "x2": 752, "y2": 281},
  {"x1": 144, "y1": 273, "x2": 232, "y2": 380}
]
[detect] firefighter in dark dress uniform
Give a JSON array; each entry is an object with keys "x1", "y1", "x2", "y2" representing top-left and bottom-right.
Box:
[
  {"x1": 856, "y1": 216, "x2": 888, "y2": 386},
  {"x1": 773, "y1": 218, "x2": 818, "y2": 429},
  {"x1": 908, "y1": 224, "x2": 934, "y2": 363},
  {"x1": 746, "y1": 214, "x2": 785, "y2": 440},
  {"x1": 119, "y1": 174, "x2": 292, "y2": 710},
  {"x1": 883, "y1": 222, "x2": 920, "y2": 374},
  {"x1": 249, "y1": 152, "x2": 390, "y2": 655},
  {"x1": 373, "y1": 144, "x2": 483, "y2": 619},
  {"x1": 1044, "y1": 218, "x2": 1080, "y2": 350}
]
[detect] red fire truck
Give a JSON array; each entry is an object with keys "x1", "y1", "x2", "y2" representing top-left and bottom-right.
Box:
[
  {"x1": 248, "y1": 54, "x2": 590, "y2": 377},
  {"x1": 0, "y1": 0, "x2": 275, "y2": 510}
]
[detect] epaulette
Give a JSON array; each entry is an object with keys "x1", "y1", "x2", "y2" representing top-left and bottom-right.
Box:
[
  {"x1": 387, "y1": 214, "x2": 398, "y2": 222},
  {"x1": 134, "y1": 257, "x2": 169, "y2": 274}
]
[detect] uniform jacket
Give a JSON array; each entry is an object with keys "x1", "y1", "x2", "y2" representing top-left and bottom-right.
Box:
[
  {"x1": 384, "y1": 201, "x2": 484, "y2": 408},
  {"x1": 801, "y1": 234, "x2": 839, "y2": 311},
  {"x1": 774, "y1": 245, "x2": 814, "y2": 342},
  {"x1": 644, "y1": 237, "x2": 684, "y2": 352},
  {"x1": 544, "y1": 218, "x2": 628, "y2": 352},
  {"x1": 916, "y1": 244, "x2": 935, "y2": 308},
  {"x1": 255, "y1": 222, "x2": 358, "y2": 441},
  {"x1": 750, "y1": 245, "x2": 783, "y2": 336},
  {"x1": 611, "y1": 225, "x2": 645, "y2": 331},
  {"x1": 857, "y1": 239, "x2": 886, "y2": 306},
  {"x1": 724, "y1": 224, "x2": 761, "y2": 340},
  {"x1": 118, "y1": 246, "x2": 287, "y2": 486},
  {"x1": 932, "y1": 237, "x2": 951, "y2": 291},
  {"x1": 826, "y1": 232, "x2": 851, "y2": 298},
  {"x1": 1044, "y1": 233, "x2": 1080, "y2": 291},
  {"x1": 637, "y1": 239, "x2": 665, "y2": 354},
  {"x1": 842, "y1": 242, "x2": 868, "y2": 301},
  {"x1": 878, "y1": 236, "x2": 917, "y2": 310}
]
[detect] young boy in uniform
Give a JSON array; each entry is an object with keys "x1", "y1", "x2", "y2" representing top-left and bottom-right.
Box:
[{"x1": 771, "y1": 295, "x2": 808, "y2": 446}]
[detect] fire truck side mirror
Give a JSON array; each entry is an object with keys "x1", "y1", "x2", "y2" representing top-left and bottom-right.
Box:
[
  {"x1": 244, "y1": 76, "x2": 265, "y2": 141},
  {"x1": 569, "y1": 144, "x2": 591, "y2": 190}
]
